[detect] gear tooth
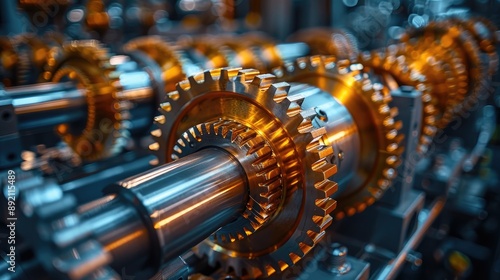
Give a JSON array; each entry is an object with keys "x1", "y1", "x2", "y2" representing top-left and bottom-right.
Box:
[
  {"x1": 148, "y1": 142, "x2": 160, "y2": 151},
  {"x1": 315, "y1": 198, "x2": 337, "y2": 216},
  {"x1": 151, "y1": 129, "x2": 162, "y2": 138},
  {"x1": 154, "y1": 115, "x2": 166, "y2": 125},
  {"x1": 269, "y1": 82, "x2": 291, "y2": 103},
  {"x1": 251, "y1": 73, "x2": 276, "y2": 88},
  {"x1": 236, "y1": 68, "x2": 260, "y2": 83},
  {"x1": 315, "y1": 180, "x2": 338, "y2": 197}
]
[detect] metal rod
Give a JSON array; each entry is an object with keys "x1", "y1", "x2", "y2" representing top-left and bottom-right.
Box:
[
  {"x1": 53, "y1": 148, "x2": 248, "y2": 277},
  {"x1": 375, "y1": 198, "x2": 446, "y2": 280}
]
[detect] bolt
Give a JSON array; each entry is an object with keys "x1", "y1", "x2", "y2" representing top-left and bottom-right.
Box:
[{"x1": 322, "y1": 243, "x2": 351, "y2": 275}]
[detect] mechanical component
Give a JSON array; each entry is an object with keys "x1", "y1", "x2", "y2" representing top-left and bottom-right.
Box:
[
  {"x1": 358, "y1": 44, "x2": 440, "y2": 153},
  {"x1": 322, "y1": 243, "x2": 352, "y2": 275},
  {"x1": 288, "y1": 28, "x2": 359, "y2": 61},
  {"x1": 445, "y1": 17, "x2": 499, "y2": 76},
  {"x1": 173, "y1": 120, "x2": 283, "y2": 242},
  {"x1": 401, "y1": 21, "x2": 486, "y2": 117},
  {"x1": 42, "y1": 40, "x2": 128, "y2": 160},
  {"x1": 124, "y1": 36, "x2": 185, "y2": 93},
  {"x1": 273, "y1": 56, "x2": 403, "y2": 219},
  {"x1": 152, "y1": 68, "x2": 337, "y2": 277}
]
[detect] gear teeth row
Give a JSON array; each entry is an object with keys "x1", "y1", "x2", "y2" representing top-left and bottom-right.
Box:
[
  {"x1": 358, "y1": 45, "x2": 439, "y2": 154},
  {"x1": 402, "y1": 21, "x2": 486, "y2": 119},
  {"x1": 273, "y1": 56, "x2": 403, "y2": 220},
  {"x1": 171, "y1": 119, "x2": 283, "y2": 242},
  {"x1": 153, "y1": 66, "x2": 337, "y2": 278},
  {"x1": 43, "y1": 40, "x2": 129, "y2": 161}
]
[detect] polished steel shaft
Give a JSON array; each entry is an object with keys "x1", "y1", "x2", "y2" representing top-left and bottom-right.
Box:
[
  {"x1": 62, "y1": 148, "x2": 248, "y2": 277},
  {"x1": 5, "y1": 82, "x2": 87, "y2": 131}
]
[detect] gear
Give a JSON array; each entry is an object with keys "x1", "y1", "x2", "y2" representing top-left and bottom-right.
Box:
[
  {"x1": 359, "y1": 44, "x2": 440, "y2": 153},
  {"x1": 124, "y1": 36, "x2": 185, "y2": 93},
  {"x1": 42, "y1": 40, "x2": 129, "y2": 161},
  {"x1": 446, "y1": 17, "x2": 499, "y2": 77},
  {"x1": 273, "y1": 56, "x2": 403, "y2": 219},
  {"x1": 151, "y1": 67, "x2": 337, "y2": 278},
  {"x1": 174, "y1": 119, "x2": 283, "y2": 242},
  {"x1": 402, "y1": 21, "x2": 485, "y2": 118}
]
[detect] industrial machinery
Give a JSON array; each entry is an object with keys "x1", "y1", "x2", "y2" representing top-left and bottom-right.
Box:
[{"x1": 1, "y1": 1, "x2": 500, "y2": 279}]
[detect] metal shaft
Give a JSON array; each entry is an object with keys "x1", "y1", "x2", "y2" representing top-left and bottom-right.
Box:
[
  {"x1": 58, "y1": 148, "x2": 248, "y2": 277},
  {"x1": 6, "y1": 82, "x2": 87, "y2": 131}
]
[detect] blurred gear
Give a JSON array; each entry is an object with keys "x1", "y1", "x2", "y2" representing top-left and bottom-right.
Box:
[
  {"x1": 42, "y1": 40, "x2": 129, "y2": 160},
  {"x1": 402, "y1": 21, "x2": 485, "y2": 117},
  {"x1": 124, "y1": 36, "x2": 185, "y2": 93}
]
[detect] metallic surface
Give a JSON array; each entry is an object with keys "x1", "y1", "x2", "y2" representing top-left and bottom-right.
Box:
[
  {"x1": 273, "y1": 56, "x2": 403, "y2": 219},
  {"x1": 114, "y1": 147, "x2": 248, "y2": 264}
]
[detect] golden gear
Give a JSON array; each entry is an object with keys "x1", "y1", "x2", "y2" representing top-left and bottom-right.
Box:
[
  {"x1": 151, "y1": 67, "x2": 337, "y2": 278},
  {"x1": 42, "y1": 40, "x2": 128, "y2": 161},
  {"x1": 273, "y1": 56, "x2": 403, "y2": 219},
  {"x1": 173, "y1": 119, "x2": 283, "y2": 242},
  {"x1": 124, "y1": 36, "x2": 185, "y2": 93},
  {"x1": 359, "y1": 44, "x2": 439, "y2": 153},
  {"x1": 287, "y1": 27, "x2": 359, "y2": 61},
  {"x1": 401, "y1": 21, "x2": 485, "y2": 117}
]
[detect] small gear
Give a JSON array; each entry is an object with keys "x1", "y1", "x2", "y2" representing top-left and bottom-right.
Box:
[
  {"x1": 151, "y1": 67, "x2": 337, "y2": 278},
  {"x1": 174, "y1": 120, "x2": 283, "y2": 242},
  {"x1": 42, "y1": 40, "x2": 129, "y2": 161},
  {"x1": 359, "y1": 44, "x2": 440, "y2": 153},
  {"x1": 273, "y1": 56, "x2": 403, "y2": 219},
  {"x1": 124, "y1": 36, "x2": 185, "y2": 94}
]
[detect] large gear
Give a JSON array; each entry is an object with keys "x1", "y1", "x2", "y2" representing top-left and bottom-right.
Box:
[
  {"x1": 42, "y1": 40, "x2": 129, "y2": 161},
  {"x1": 359, "y1": 44, "x2": 440, "y2": 153},
  {"x1": 273, "y1": 56, "x2": 403, "y2": 219},
  {"x1": 173, "y1": 119, "x2": 283, "y2": 242},
  {"x1": 151, "y1": 67, "x2": 337, "y2": 278}
]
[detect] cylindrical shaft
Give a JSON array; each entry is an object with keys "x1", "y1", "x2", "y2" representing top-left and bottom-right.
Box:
[
  {"x1": 116, "y1": 147, "x2": 248, "y2": 263},
  {"x1": 54, "y1": 148, "x2": 248, "y2": 277},
  {"x1": 6, "y1": 82, "x2": 87, "y2": 131}
]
